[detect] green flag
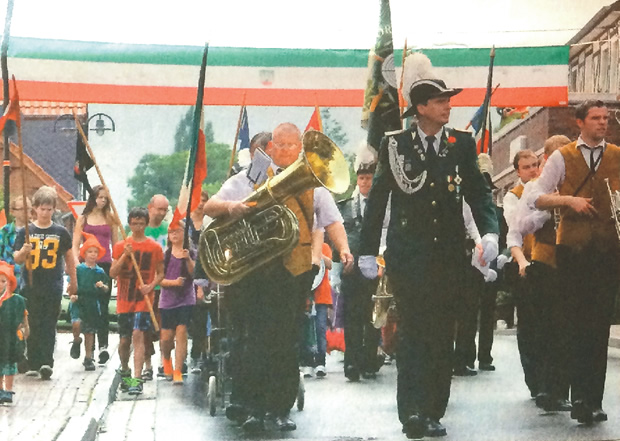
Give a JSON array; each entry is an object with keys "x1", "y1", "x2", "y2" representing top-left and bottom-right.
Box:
[{"x1": 361, "y1": 0, "x2": 401, "y2": 154}]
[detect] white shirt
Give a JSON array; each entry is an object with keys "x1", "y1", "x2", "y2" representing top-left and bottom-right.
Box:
[
  {"x1": 462, "y1": 199, "x2": 482, "y2": 245},
  {"x1": 503, "y1": 178, "x2": 524, "y2": 229},
  {"x1": 505, "y1": 180, "x2": 552, "y2": 249},
  {"x1": 530, "y1": 137, "x2": 607, "y2": 208},
  {"x1": 214, "y1": 164, "x2": 343, "y2": 230},
  {"x1": 417, "y1": 126, "x2": 444, "y2": 155}
]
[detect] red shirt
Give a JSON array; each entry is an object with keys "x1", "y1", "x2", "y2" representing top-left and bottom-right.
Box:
[
  {"x1": 314, "y1": 243, "x2": 333, "y2": 305},
  {"x1": 113, "y1": 237, "x2": 163, "y2": 314}
]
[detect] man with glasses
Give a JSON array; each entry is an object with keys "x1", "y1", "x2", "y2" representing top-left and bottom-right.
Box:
[{"x1": 204, "y1": 122, "x2": 352, "y2": 433}]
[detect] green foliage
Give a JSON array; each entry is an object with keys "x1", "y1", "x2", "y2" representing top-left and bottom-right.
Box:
[
  {"x1": 173, "y1": 108, "x2": 215, "y2": 153},
  {"x1": 321, "y1": 108, "x2": 349, "y2": 148}
]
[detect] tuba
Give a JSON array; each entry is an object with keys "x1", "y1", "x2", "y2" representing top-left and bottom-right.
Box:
[
  {"x1": 605, "y1": 177, "x2": 620, "y2": 241},
  {"x1": 199, "y1": 131, "x2": 350, "y2": 285},
  {"x1": 371, "y1": 256, "x2": 395, "y2": 329}
]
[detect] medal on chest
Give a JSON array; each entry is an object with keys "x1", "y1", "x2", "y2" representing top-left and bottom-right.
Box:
[{"x1": 447, "y1": 165, "x2": 462, "y2": 202}]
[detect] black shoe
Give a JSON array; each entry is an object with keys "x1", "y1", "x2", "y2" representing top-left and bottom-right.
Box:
[
  {"x1": 453, "y1": 366, "x2": 477, "y2": 377},
  {"x1": 157, "y1": 366, "x2": 165, "y2": 378},
  {"x1": 274, "y1": 414, "x2": 297, "y2": 431},
  {"x1": 361, "y1": 371, "x2": 377, "y2": 379},
  {"x1": 344, "y1": 365, "x2": 360, "y2": 382},
  {"x1": 39, "y1": 365, "x2": 53, "y2": 380},
  {"x1": 241, "y1": 415, "x2": 264, "y2": 433},
  {"x1": 571, "y1": 400, "x2": 593, "y2": 425},
  {"x1": 535, "y1": 392, "x2": 550, "y2": 409},
  {"x1": 592, "y1": 408, "x2": 608, "y2": 422},
  {"x1": 98, "y1": 348, "x2": 109, "y2": 365},
  {"x1": 545, "y1": 398, "x2": 572, "y2": 412},
  {"x1": 425, "y1": 418, "x2": 447, "y2": 437},
  {"x1": 225, "y1": 404, "x2": 248, "y2": 424},
  {"x1": 478, "y1": 362, "x2": 495, "y2": 371},
  {"x1": 83, "y1": 358, "x2": 96, "y2": 371},
  {"x1": 402, "y1": 414, "x2": 425, "y2": 440},
  {"x1": 70, "y1": 338, "x2": 82, "y2": 360}
]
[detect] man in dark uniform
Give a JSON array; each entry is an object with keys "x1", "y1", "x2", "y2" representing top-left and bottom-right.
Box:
[
  {"x1": 358, "y1": 73, "x2": 499, "y2": 439},
  {"x1": 338, "y1": 145, "x2": 384, "y2": 381}
]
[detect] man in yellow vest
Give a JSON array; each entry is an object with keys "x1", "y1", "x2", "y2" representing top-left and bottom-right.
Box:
[
  {"x1": 204, "y1": 122, "x2": 353, "y2": 433},
  {"x1": 507, "y1": 135, "x2": 571, "y2": 412},
  {"x1": 532, "y1": 100, "x2": 619, "y2": 425}
]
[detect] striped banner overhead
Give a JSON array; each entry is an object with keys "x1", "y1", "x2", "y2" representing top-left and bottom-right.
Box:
[{"x1": 1, "y1": 37, "x2": 569, "y2": 107}]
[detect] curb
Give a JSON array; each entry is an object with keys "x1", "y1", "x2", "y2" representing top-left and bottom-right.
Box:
[{"x1": 56, "y1": 345, "x2": 121, "y2": 441}]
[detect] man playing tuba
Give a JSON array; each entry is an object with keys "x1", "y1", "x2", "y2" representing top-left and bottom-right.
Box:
[{"x1": 203, "y1": 122, "x2": 353, "y2": 433}]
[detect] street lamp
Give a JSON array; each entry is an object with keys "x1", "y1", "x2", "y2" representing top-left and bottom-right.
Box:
[{"x1": 54, "y1": 112, "x2": 116, "y2": 136}]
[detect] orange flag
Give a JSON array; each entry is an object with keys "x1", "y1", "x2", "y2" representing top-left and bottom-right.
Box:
[
  {"x1": 305, "y1": 106, "x2": 323, "y2": 132},
  {"x1": 0, "y1": 76, "x2": 21, "y2": 134}
]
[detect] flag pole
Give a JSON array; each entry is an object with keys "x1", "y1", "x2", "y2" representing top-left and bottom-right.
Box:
[
  {"x1": 399, "y1": 38, "x2": 408, "y2": 124},
  {"x1": 15, "y1": 94, "x2": 31, "y2": 286},
  {"x1": 1, "y1": 0, "x2": 14, "y2": 215},
  {"x1": 72, "y1": 110, "x2": 159, "y2": 331},
  {"x1": 226, "y1": 92, "x2": 247, "y2": 179},
  {"x1": 183, "y1": 43, "x2": 209, "y2": 249},
  {"x1": 479, "y1": 46, "x2": 495, "y2": 155},
  {"x1": 464, "y1": 83, "x2": 500, "y2": 131}
]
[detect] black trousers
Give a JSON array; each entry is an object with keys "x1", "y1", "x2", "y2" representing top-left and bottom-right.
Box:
[
  {"x1": 227, "y1": 264, "x2": 308, "y2": 416},
  {"x1": 342, "y1": 265, "x2": 381, "y2": 373},
  {"x1": 477, "y1": 279, "x2": 498, "y2": 365},
  {"x1": 390, "y1": 252, "x2": 462, "y2": 424},
  {"x1": 555, "y1": 245, "x2": 619, "y2": 408},
  {"x1": 454, "y1": 265, "x2": 484, "y2": 369},
  {"x1": 23, "y1": 288, "x2": 61, "y2": 370}
]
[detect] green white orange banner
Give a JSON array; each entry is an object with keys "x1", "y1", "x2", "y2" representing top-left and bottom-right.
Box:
[{"x1": 2, "y1": 37, "x2": 569, "y2": 107}]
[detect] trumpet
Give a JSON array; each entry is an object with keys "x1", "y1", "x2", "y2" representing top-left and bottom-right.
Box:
[
  {"x1": 371, "y1": 256, "x2": 395, "y2": 329},
  {"x1": 605, "y1": 177, "x2": 620, "y2": 241}
]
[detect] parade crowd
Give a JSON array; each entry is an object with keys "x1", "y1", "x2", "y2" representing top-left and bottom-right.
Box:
[{"x1": 0, "y1": 54, "x2": 617, "y2": 441}]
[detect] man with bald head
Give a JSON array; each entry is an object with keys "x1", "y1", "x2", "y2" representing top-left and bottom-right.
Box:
[{"x1": 205, "y1": 122, "x2": 352, "y2": 433}]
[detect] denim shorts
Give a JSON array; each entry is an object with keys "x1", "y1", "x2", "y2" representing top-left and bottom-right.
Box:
[
  {"x1": 160, "y1": 305, "x2": 193, "y2": 330},
  {"x1": 68, "y1": 302, "x2": 100, "y2": 334},
  {"x1": 118, "y1": 312, "x2": 153, "y2": 338}
]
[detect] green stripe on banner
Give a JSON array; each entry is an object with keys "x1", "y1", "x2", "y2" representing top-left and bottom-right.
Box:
[{"x1": 8, "y1": 37, "x2": 569, "y2": 68}]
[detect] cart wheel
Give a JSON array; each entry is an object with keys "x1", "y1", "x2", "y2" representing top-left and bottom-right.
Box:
[
  {"x1": 296, "y1": 371, "x2": 305, "y2": 411},
  {"x1": 207, "y1": 375, "x2": 217, "y2": 416}
]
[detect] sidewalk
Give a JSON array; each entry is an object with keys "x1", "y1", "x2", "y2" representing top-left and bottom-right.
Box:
[{"x1": 0, "y1": 332, "x2": 120, "y2": 441}]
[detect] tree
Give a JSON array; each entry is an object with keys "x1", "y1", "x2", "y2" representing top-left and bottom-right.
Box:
[
  {"x1": 321, "y1": 108, "x2": 349, "y2": 148},
  {"x1": 173, "y1": 108, "x2": 214, "y2": 153}
]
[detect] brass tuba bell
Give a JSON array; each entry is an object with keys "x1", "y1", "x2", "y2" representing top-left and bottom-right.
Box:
[{"x1": 199, "y1": 130, "x2": 350, "y2": 285}]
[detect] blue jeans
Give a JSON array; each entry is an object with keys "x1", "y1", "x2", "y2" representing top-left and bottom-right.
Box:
[{"x1": 314, "y1": 304, "x2": 329, "y2": 366}]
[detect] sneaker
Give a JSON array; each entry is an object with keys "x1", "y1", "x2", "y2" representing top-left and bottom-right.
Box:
[
  {"x1": 25, "y1": 370, "x2": 39, "y2": 377},
  {"x1": 315, "y1": 365, "x2": 327, "y2": 378},
  {"x1": 0, "y1": 390, "x2": 14, "y2": 404},
  {"x1": 117, "y1": 369, "x2": 132, "y2": 391},
  {"x1": 173, "y1": 369, "x2": 183, "y2": 385},
  {"x1": 70, "y1": 337, "x2": 82, "y2": 359},
  {"x1": 83, "y1": 358, "x2": 96, "y2": 371},
  {"x1": 163, "y1": 358, "x2": 173, "y2": 380},
  {"x1": 39, "y1": 365, "x2": 53, "y2": 380},
  {"x1": 190, "y1": 358, "x2": 202, "y2": 375},
  {"x1": 157, "y1": 366, "x2": 166, "y2": 378},
  {"x1": 127, "y1": 378, "x2": 144, "y2": 395},
  {"x1": 141, "y1": 368, "x2": 154, "y2": 381},
  {"x1": 98, "y1": 348, "x2": 110, "y2": 365},
  {"x1": 301, "y1": 366, "x2": 314, "y2": 378}
]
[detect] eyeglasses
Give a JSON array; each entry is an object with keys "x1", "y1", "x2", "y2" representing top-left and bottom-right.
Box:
[{"x1": 274, "y1": 142, "x2": 300, "y2": 150}]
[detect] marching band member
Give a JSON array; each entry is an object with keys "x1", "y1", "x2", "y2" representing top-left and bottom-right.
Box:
[
  {"x1": 530, "y1": 100, "x2": 619, "y2": 425},
  {"x1": 358, "y1": 54, "x2": 499, "y2": 439},
  {"x1": 204, "y1": 122, "x2": 352, "y2": 433}
]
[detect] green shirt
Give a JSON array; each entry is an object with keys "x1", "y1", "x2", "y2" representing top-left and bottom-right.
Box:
[{"x1": 145, "y1": 221, "x2": 169, "y2": 250}]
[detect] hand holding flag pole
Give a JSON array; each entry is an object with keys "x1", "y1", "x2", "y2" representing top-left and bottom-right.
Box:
[{"x1": 72, "y1": 110, "x2": 160, "y2": 331}]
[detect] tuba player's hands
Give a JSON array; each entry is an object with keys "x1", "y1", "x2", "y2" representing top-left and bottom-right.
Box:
[{"x1": 227, "y1": 201, "x2": 253, "y2": 220}]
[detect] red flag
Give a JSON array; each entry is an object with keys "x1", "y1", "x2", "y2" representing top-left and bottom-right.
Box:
[
  {"x1": 0, "y1": 76, "x2": 21, "y2": 134},
  {"x1": 305, "y1": 106, "x2": 323, "y2": 132}
]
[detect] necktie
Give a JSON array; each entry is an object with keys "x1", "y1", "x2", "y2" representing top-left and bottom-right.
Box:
[
  {"x1": 426, "y1": 136, "x2": 436, "y2": 163},
  {"x1": 589, "y1": 147, "x2": 600, "y2": 172}
]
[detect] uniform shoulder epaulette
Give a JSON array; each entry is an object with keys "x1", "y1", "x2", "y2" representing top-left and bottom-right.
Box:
[
  {"x1": 384, "y1": 129, "x2": 405, "y2": 136},
  {"x1": 451, "y1": 128, "x2": 470, "y2": 134}
]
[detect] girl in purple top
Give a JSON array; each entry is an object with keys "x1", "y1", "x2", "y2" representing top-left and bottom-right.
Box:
[
  {"x1": 159, "y1": 221, "x2": 196, "y2": 384},
  {"x1": 71, "y1": 185, "x2": 118, "y2": 364}
]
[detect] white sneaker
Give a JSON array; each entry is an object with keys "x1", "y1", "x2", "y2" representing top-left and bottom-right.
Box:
[
  {"x1": 315, "y1": 365, "x2": 327, "y2": 378},
  {"x1": 25, "y1": 370, "x2": 39, "y2": 377},
  {"x1": 301, "y1": 366, "x2": 314, "y2": 378}
]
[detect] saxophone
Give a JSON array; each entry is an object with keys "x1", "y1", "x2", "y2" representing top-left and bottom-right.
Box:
[
  {"x1": 605, "y1": 178, "x2": 620, "y2": 241},
  {"x1": 199, "y1": 131, "x2": 350, "y2": 285}
]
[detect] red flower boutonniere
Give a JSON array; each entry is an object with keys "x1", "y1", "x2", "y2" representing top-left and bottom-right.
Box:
[{"x1": 447, "y1": 136, "x2": 457, "y2": 145}]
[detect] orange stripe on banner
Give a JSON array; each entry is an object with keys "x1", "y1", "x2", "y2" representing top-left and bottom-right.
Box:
[
  {"x1": 2, "y1": 160, "x2": 10, "y2": 167},
  {"x1": 0, "y1": 81, "x2": 568, "y2": 107}
]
